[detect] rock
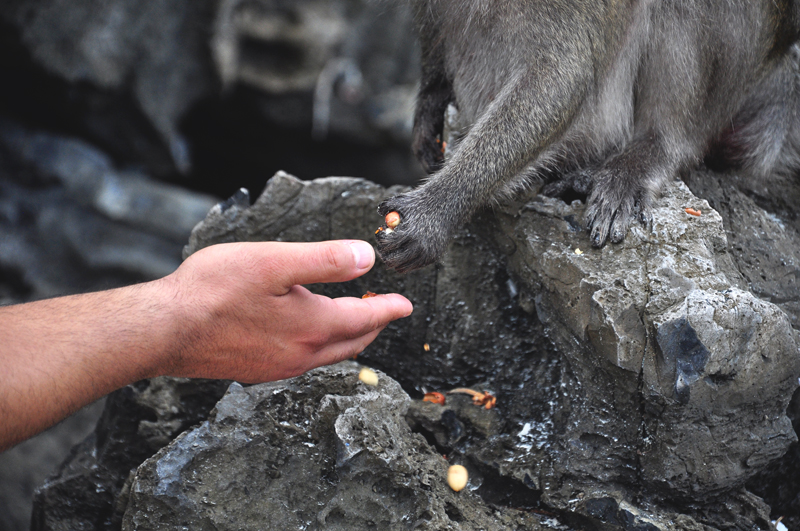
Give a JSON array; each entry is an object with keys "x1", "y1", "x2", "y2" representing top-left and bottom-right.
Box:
[
  {"x1": 496, "y1": 180, "x2": 799, "y2": 506},
  {"x1": 0, "y1": 120, "x2": 218, "y2": 241},
  {"x1": 121, "y1": 364, "x2": 560, "y2": 530},
  {"x1": 0, "y1": 121, "x2": 217, "y2": 301},
  {"x1": 0, "y1": 399, "x2": 105, "y2": 531},
  {"x1": 684, "y1": 169, "x2": 800, "y2": 328},
  {"x1": 683, "y1": 169, "x2": 800, "y2": 530},
  {"x1": 184, "y1": 172, "x2": 800, "y2": 529},
  {"x1": 31, "y1": 378, "x2": 230, "y2": 531},
  {"x1": 33, "y1": 170, "x2": 800, "y2": 530},
  {"x1": 1, "y1": 0, "x2": 217, "y2": 174}
]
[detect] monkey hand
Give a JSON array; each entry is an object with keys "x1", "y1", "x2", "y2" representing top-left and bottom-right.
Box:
[
  {"x1": 584, "y1": 170, "x2": 651, "y2": 247},
  {"x1": 375, "y1": 191, "x2": 452, "y2": 273}
]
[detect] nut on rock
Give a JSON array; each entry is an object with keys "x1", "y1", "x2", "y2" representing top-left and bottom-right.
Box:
[
  {"x1": 448, "y1": 465, "x2": 468, "y2": 492},
  {"x1": 358, "y1": 367, "x2": 379, "y2": 386}
]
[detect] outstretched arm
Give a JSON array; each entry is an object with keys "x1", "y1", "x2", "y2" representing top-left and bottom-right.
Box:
[{"x1": 0, "y1": 240, "x2": 412, "y2": 451}]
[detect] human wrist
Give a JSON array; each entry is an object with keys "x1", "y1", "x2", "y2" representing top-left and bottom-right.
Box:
[{"x1": 132, "y1": 273, "x2": 195, "y2": 380}]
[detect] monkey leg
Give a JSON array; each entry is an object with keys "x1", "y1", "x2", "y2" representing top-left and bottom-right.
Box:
[
  {"x1": 410, "y1": 0, "x2": 453, "y2": 175},
  {"x1": 412, "y1": 74, "x2": 453, "y2": 174}
]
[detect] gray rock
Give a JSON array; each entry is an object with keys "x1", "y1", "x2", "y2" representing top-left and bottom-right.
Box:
[
  {"x1": 31, "y1": 378, "x2": 230, "y2": 531},
  {"x1": 183, "y1": 172, "x2": 798, "y2": 529},
  {"x1": 496, "y1": 180, "x2": 799, "y2": 505},
  {"x1": 121, "y1": 364, "x2": 559, "y2": 531},
  {"x1": 1, "y1": 0, "x2": 420, "y2": 175},
  {"x1": 33, "y1": 170, "x2": 800, "y2": 531},
  {"x1": 0, "y1": 399, "x2": 105, "y2": 531},
  {"x1": 683, "y1": 169, "x2": 800, "y2": 530},
  {"x1": 684, "y1": 169, "x2": 800, "y2": 327},
  {"x1": 0, "y1": 121, "x2": 217, "y2": 301},
  {"x1": 2, "y1": 0, "x2": 216, "y2": 172},
  {"x1": 0, "y1": 120, "x2": 218, "y2": 241}
]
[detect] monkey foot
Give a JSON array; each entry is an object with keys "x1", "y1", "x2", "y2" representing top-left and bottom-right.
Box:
[{"x1": 585, "y1": 175, "x2": 651, "y2": 248}]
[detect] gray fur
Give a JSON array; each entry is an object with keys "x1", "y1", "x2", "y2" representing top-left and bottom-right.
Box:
[{"x1": 376, "y1": 0, "x2": 800, "y2": 273}]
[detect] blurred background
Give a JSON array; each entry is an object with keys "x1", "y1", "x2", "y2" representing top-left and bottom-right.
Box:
[{"x1": 0, "y1": 0, "x2": 422, "y2": 529}]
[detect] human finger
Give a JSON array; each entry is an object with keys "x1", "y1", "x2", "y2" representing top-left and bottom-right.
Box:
[
  {"x1": 271, "y1": 240, "x2": 376, "y2": 291},
  {"x1": 303, "y1": 293, "x2": 413, "y2": 344},
  {"x1": 312, "y1": 326, "x2": 386, "y2": 367}
]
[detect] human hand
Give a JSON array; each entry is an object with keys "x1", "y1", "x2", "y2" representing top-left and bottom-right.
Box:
[{"x1": 159, "y1": 240, "x2": 413, "y2": 383}]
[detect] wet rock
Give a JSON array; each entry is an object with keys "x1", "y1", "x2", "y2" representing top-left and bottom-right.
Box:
[
  {"x1": 183, "y1": 172, "x2": 799, "y2": 529},
  {"x1": 33, "y1": 170, "x2": 800, "y2": 530},
  {"x1": 682, "y1": 169, "x2": 800, "y2": 530},
  {"x1": 684, "y1": 169, "x2": 800, "y2": 328},
  {"x1": 121, "y1": 364, "x2": 559, "y2": 530},
  {"x1": 31, "y1": 378, "x2": 230, "y2": 531},
  {"x1": 496, "y1": 181, "x2": 799, "y2": 507},
  {"x1": 0, "y1": 399, "x2": 105, "y2": 531}
]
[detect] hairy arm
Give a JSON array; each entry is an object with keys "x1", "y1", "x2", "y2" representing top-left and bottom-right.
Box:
[{"x1": 0, "y1": 240, "x2": 412, "y2": 451}]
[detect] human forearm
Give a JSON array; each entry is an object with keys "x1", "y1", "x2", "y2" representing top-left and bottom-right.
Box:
[
  {"x1": 0, "y1": 240, "x2": 412, "y2": 451},
  {"x1": 0, "y1": 280, "x2": 179, "y2": 451}
]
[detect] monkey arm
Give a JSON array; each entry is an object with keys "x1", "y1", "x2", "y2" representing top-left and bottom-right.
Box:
[{"x1": 378, "y1": 56, "x2": 594, "y2": 272}]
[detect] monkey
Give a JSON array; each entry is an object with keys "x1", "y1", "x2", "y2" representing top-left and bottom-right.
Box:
[{"x1": 375, "y1": 0, "x2": 800, "y2": 273}]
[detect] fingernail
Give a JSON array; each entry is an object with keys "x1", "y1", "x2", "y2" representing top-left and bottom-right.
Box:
[{"x1": 348, "y1": 241, "x2": 374, "y2": 269}]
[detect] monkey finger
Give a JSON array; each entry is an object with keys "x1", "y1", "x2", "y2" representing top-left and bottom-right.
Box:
[{"x1": 541, "y1": 179, "x2": 571, "y2": 197}]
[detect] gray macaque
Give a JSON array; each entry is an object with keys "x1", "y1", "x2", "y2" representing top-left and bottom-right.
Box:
[{"x1": 376, "y1": 0, "x2": 800, "y2": 273}]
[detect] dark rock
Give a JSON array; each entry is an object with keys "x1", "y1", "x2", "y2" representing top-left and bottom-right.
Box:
[
  {"x1": 183, "y1": 172, "x2": 799, "y2": 529},
  {"x1": 748, "y1": 387, "x2": 800, "y2": 529},
  {"x1": 33, "y1": 170, "x2": 800, "y2": 530},
  {"x1": 0, "y1": 121, "x2": 217, "y2": 301},
  {"x1": 0, "y1": 0, "x2": 218, "y2": 175},
  {"x1": 0, "y1": 0, "x2": 422, "y2": 184},
  {"x1": 121, "y1": 364, "x2": 559, "y2": 530},
  {"x1": 682, "y1": 169, "x2": 800, "y2": 530},
  {"x1": 0, "y1": 399, "x2": 105, "y2": 531},
  {"x1": 31, "y1": 378, "x2": 230, "y2": 531},
  {"x1": 684, "y1": 169, "x2": 800, "y2": 328},
  {"x1": 495, "y1": 181, "x2": 799, "y2": 506}
]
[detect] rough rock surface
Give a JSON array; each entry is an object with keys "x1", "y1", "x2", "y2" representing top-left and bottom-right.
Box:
[
  {"x1": 496, "y1": 181, "x2": 799, "y2": 503},
  {"x1": 0, "y1": 118, "x2": 219, "y2": 531},
  {"x1": 121, "y1": 364, "x2": 559, "y2": 530},
  {"x1": 684, "y1": 169, "x2": 800, "y2": 530},
  {"x1": 32, "y1": 170, "x2": 800, "y2": 530},
  {"x1": 30, "y1": 378, "x2": 230, "y2": 531}
]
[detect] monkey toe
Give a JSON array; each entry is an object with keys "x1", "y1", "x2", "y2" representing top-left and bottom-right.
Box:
[
  {"x1": 542, "y1": 170, "x2": 594, "y2": 199},
  {"x1": 585, "y1": 187, "x2": 650, "y2": 248}
]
